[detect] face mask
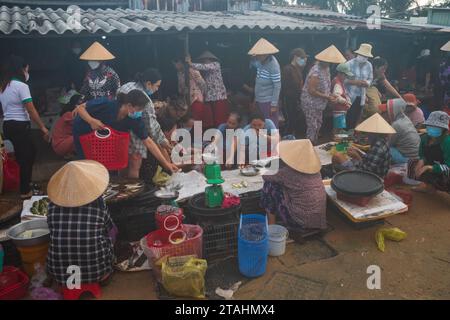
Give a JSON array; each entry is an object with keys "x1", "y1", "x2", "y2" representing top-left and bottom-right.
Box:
[
  {"x1": 24, "y1": 72, "x2": 30, "y2": 82},
  {"x1": 426, "y1": 126, "x2": 443, "y2": 138},
  {"x1": 72, "y1": 48, "x2": 82, "y2": 55},
  {"x1": 145, "y1": 88, "x2": 154, "y2": 96},
  {"x1": 356, "y1": 55, "x2": 368, "y2": 64},
  {"x1": 296, "y1": 58, "x2": 306, "y2": 67},
  {"x1": 88, "y1": 61, "x2": 101, "y2": 70},
  {"x1": 128, "y1": 111, "x2": 143, "y2": 120}
]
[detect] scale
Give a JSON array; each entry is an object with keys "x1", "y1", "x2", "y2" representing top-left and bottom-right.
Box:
[{"x1": 203, "y1": 152, "x2": 225, "y2": 208}]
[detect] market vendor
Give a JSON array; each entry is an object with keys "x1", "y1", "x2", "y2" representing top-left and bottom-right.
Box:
[
  {"x1": 117, "y1": 68, "x2": 172, "y2": 178},
  {"x1": 403, "y1": 93, "x2": 425, "y2": 128},
  {"x1": 79, "y1": 42, "x2": 120, "y2": 101},
  {"x1": 46, "y1": 160, "x2": 117, "y2": 286},
  {"x1": 72, "y1": 90, "x2": 179, "y2": 174},
  {"x1": 332, "y1": 113, "x2": 395, "y2": 178},
  {"x1": 379, "y1": 98, "x2": 420, "y2": 164},
  {"x1": 261, "y1": 139, "x2": 327, "y2": 232},
  {"x1": 408, "y1": 111, "x2": 450, "y2": 193}
]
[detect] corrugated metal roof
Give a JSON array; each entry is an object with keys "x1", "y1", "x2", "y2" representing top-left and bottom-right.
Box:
[
  {"x1": 0, "y1": 6, "x2": 356, "y2": 35},
  {"x1": 262, "y1": 4, "x2": 360, "y2": 20}
]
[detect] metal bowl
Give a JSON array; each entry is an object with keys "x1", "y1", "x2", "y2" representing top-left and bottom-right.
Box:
[
  {"x1": 240, "y1": 166, "x2": 260, "y2": 177},
  {"x1": 7, "y1": 219, "x2": 50, "y2": 247},
  {"x1": 154, "y1": 190, "x2": 180, "y2": 202}
]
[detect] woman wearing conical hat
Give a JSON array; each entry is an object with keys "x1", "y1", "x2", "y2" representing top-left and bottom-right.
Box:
[
  {"x1": 248, "y1": 38, "x2": 282, "y2": 128},
  {"x1": 332, "y1": 113, "x2": 395, "y2": 178},
  {"x1": 300, "y1": 45, "x2": 346, "y2": 144},
  {"x1": 261, "y1": 139, "x2": 327, "y2": 233},
  {"x1": 79, "y1": 41, "x2": 121, "y2": 101},
  {"x1": 46, "y1": 160, "x2": 117, "y2": 286}
]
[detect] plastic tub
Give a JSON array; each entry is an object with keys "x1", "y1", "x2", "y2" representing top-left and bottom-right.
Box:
[
  {"x1": 238, "y1": 214, "x2": 268, "y2": 278},
  {"x1": 268, "y1": 225, "x2": 289, "y2": 257},
  {"x1": 0, "y1": 266, "x2": 29, "y2": 300},
  {"x1": 16, "y1": 242, "x2": 49, "y2": 277}
]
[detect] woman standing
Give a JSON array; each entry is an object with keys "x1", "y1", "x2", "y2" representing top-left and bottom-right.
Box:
[
  {"x1": 301, "y1": 45, "x2": 345, "y2": 144},
  {"x1": 117, "y1": 68, "x2": 171, "y2": 179},
  {"x1": 248, "y1": 38, "x2": 282, "y2": 128},
  {"x1": 281, "y1": 48, "x2": 308, "y2": 137},
  {"x1": 0, "y1": 55, "x2": 49, "y2": 199}
]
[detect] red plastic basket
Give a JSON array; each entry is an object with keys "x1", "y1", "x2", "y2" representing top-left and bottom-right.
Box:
[
  {"x1": 0, "y1": 266, "x2": 29, "y2": 300},
  {"x1": 79, "y1": 126, "x2": 130, "y2": 170},
  {"x1": 144, "y1": 224, "x2": 203, "y2": 264}
]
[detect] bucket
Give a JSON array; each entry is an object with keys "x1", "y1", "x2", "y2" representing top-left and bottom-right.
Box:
[
  {"x1": 16, "y1": 242, "x2": 49, "y2": 276},
  {"x1": 333, "y1": 112, "x2": 346, "y2": 129},
  {"x1": 268, "y1": 225, "x2": 289, "y2": 257}
]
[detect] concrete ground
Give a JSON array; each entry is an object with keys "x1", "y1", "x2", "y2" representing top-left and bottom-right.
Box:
[
  {"x1": 4, "y1": 131, "x2": 450, "y2": 300},
  {"x1": 98, "y1": 187, "x2": 450, "y2": 300}
]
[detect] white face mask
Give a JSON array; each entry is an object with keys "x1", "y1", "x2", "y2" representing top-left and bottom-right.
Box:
[
  {"x1": 356, "y1": 55, "x2": 368, "y2": 64},
  {"x1": 88, "y1": 61, "x2": 101, "y2": 70}
]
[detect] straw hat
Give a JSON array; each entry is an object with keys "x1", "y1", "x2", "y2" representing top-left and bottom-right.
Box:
[
  {"x1": 197, "y1": 50, "x2": 219, "y2": 62},
  {"x1": 278, "y1": 139, "x2": 321, "y2": 174},
  {"x1": 79, "y1": 41, "x2": 115, "y2": 61},
  {"x1": 47, "y1": 160, "x2": 109, "y2": 208},
  {"x1": 355, "y1": 113, "x2": 396, "y2": 134},
  {"x1": 441, "y1": 40, "x2": 450, "y2": 52},
  {"x1": 315, "y1": 45, "x2": 346, "y2": 64},
  {"x1": 354, "y1": 43, "x2": 374, "y2": 58},
  {"x1": 248, "y1": 38, "x2": 279, "y2": 56}
]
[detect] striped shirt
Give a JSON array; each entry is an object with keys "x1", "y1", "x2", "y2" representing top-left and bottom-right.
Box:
[
  {"x1": 255, "y1": 56, "x2": 282, "y2": 106},
  {"x1": 0, "y1": 79, "x2": 32, "y2": 121}
]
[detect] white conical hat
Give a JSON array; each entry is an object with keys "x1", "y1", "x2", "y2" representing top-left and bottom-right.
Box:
[
  {"x1": 278, "y1": 139, "x2": 321, "y2": 174},
  {"x1": 315, "y1": 45, "x2": 346, "y2": 64},
  {"x1": 440, "y1": 40, "x2": 450, "y2": 52},
  {"x1": 355, "y1": 113, "x2": 396, "y2": 134},
  {"x1": 47, "y1": 160, "x2": 109, "y2": 207},
  {"x1": 248, "y1": 38, "x2": 279, "y2": 56},
  {"x1": 79, "y1": 41, "x2": 115, "y2": 61}
]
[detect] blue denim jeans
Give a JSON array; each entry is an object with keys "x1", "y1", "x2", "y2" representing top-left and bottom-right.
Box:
[{"x1": 390, "y1": 147, "x2": 408, "y2": 164}]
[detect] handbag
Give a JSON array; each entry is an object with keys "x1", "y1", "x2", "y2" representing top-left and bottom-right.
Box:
[{"x1": 2, "y1": 150, "x2": 20, "y2": 192}]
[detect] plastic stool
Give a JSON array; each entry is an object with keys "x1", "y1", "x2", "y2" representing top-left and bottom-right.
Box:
[{"x1": 62, "y1": 283, "x2": 102, "y2": 300}]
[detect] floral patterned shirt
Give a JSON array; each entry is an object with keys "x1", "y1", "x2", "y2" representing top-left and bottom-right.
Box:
[
  {"x1": 301, "y1": 63, "x2": 331, "y2": 111},
  {"x1": 191, "y1": 62, "x2": 227, "y2": 102}
]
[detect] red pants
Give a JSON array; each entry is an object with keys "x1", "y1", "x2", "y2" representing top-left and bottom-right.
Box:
[
  {"x1": 191, "y1": 101, "x2": 214, "y2": 129},
  {"x1": 208, "y1": 100, "x2": 230, "y2": 127}
]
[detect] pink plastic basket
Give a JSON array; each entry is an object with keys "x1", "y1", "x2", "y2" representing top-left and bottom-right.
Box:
[{"x1": 79, "y1": 126, "x2": 130, "y2": 170}]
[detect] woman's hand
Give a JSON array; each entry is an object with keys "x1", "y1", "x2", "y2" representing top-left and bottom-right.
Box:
[
  {"x1": 41, "y1": 127, "x2": 50, "y2": 142},
  {"x1": 164, "y1": 162, "x2": 180, "y2": 174},
  {"x1": 270, "y1": 106, "x2": 278, "y2": 116},
  {"x1": 327, "y1": 95, "x2": 338, "y2": 104},
  {"x1": 72, "y1": 103, "x2": 85, "y2": 117},
  {"x1": 416, "y1": 165, "x2": 433, "y2": 178},
  {"x1": 346, "y1": 147, "x2": 362, "y2": 161},
  {"x1": 89, "y1": 119, "x2": 105, "y2": 131}
]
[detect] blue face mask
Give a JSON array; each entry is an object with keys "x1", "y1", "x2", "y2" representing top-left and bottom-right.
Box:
[
  {"x1": 128, "y1": 111, "x2": 143, "y2": 120},
  {"x1": 145, "y1": 89, "x2": 154, "y2": 96},
  {"x1": 296, "y1": 58, "x2": 306, "y2": 67},
  {"x1": 427, "y1": 126, "x2": 443, "y2": 138}
]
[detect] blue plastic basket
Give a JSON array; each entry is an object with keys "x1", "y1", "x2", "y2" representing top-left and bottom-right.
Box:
[{"x1": 238, "y1": 214, "x2": 269, "y2": 278}]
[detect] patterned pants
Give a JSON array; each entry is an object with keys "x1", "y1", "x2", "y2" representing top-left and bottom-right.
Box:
[{"x1": 302, "y1": 108, "x2": 323, "y2": 144}]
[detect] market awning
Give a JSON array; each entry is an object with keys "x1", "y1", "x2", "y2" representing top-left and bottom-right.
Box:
[{"x1": 0, "y1": 6, "x2": 357, "y2": 36}]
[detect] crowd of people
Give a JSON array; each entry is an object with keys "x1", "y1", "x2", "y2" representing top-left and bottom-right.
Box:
[{"x1": 1, "y1": 37, "x2": 450, "y2": 287}]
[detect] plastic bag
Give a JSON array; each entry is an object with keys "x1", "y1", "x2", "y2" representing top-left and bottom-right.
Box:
[
  {"x1": 2, "y1": 150, "x2": 20, "y2": 192},
  {"x1": 375, "y1": 228, "x2": 407, "y2": 252},
  {"x1": 162, "y1": 256, "x2": 207, "y2": 299},
  {"x1": 152, "y1": 166, "x2": 171, "y2": 186}
]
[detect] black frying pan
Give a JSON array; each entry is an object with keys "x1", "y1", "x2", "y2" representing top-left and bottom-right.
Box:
[{"x1": 331, "y1": 170, "x2": 384, "y2": 197}]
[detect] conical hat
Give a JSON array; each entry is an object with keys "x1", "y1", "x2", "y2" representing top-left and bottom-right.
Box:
[
  {"x1": 355, "y1": 113, "x2": 396, "y2": 134},
  {"x1": 315, "y1": 45, "x2": 346, "y2": 64},
  {"x1": 47, "y1": 160, "x2": 109, "y2": 207},
  {"x1": 197, "y1": 50, "x2": 219, "y2": 61},
  {"x1": 248, "y1": 38, "x2": 279, "y2": 56},
  {"x1": 441, "y1": 40, "x2": 450, "y2": 52},
  {"x1": 278, "y1": 139, "x2": 321, "y2": 174},
  {"x1": 79, "y1": 41, "x2": 115, "y2": 61}
]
